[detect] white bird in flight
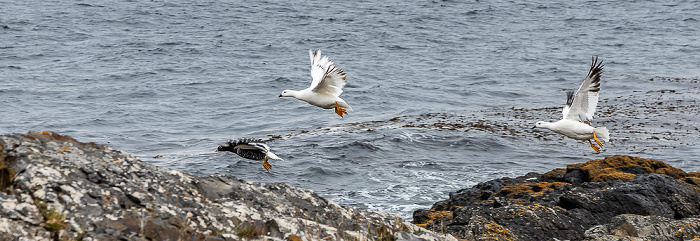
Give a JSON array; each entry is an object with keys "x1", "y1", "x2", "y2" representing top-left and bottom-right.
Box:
[
  {"x1": 279, "y1": 49, "x2": 352, "y2": 117},
  {"x1": 534, "y1": 57, "x2": 610, "y2": 153}
]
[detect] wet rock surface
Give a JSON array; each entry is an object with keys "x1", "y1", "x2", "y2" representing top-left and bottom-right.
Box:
[
  {"x1": 0, "y1": 131, "x2": 455, "y2": 241},
  {"x1": 413, "y1": 155, "x2": 700, "y2": 240}
]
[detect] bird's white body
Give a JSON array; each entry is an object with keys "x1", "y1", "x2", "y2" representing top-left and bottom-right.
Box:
[
  {"x1": 537, "y1": 119, "x2": 603, "y2": 141},
  {"x1": 280, "y1": 49, "x2": 352, "y2": 116},
  {"x1": 281, "y1": 89, "x2": 352, "y2": 110}
]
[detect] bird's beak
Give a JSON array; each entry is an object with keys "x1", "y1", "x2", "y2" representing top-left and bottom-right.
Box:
[
  {"x1": 278, "y1": 94, "x2": 282, "y2": 97},
  {"x1": 214, "y1": 148, "x2": 218, "y2": 152},
  {"x1": 532, "y1": 126, "x2": 536, "y2": 129}
]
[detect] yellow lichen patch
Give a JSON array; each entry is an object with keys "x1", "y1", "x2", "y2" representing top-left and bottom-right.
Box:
[
  {"x1": 485, "y1": 222, "x2": 516, "y2": 241},
  {"x1": 287, "y1": 234, "x2": 303, "y2": 241},
  {"x1": 497, "y1": 182, "x2": 570, "y2": 198},
  {"x1": 542, "y1": 168, "x2": 566, "y2": 180},
  {"x1": 414, "y1": 210, "x2": 453, "y2": 228},
  {"x1": 671, "y1": 220, "x2": 700, "y2": 239},
  {"x1": 680, "y1": 177, "x2": 700, "y2": 186},
  {"x1": 656, "y1": 167, "x2": 688, "y2": 178},
  {"x1": 567, "y1": 155, "x2": 688, "y2": 182},
  {"x1": 145, "y1": 208, "x2": 157, "y2": 217},
  {"x1": 527, "y1": 203, "x2": 545, "y2": 210},
  {"x1": 588, "y1": 168, "x2": 637, "y2": 182}
]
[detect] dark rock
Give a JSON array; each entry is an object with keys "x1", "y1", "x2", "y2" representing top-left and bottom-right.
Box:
[
  {"x1": 0, "y1": 131, "x2": 455, "y2": 240},
  {"x1": 413, "y1": 155, "x2": 700, "y2": 240}
]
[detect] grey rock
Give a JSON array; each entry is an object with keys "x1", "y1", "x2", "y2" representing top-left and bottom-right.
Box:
[{"x1": 0, "y1": 131, "x2": 455, "y2": 240}]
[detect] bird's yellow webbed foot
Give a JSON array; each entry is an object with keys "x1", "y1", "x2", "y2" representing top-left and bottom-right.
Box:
[
  {"x1": 593, "y1": 131, "x2": 603, "y2": 147},
  {"x1": 334, "y1": 102, "x2": 348, "y2": 118},
  {"x1": 262, "y1": 157, "x2": 272, "y2": 172},
  {"x1": 588, "y1": 139, "x2": 601, "y2": 153}
]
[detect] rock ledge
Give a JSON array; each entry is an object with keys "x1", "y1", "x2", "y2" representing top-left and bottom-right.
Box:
[
  {"x1": 413, "y1": 155, "x2": 700, "y2": 240},
  {"x1": 0, "y1": 131, "x2": 455, "y2": 241}
]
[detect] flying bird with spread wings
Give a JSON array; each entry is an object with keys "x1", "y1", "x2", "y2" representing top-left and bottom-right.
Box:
[
  {"x1": 279, "y1": 49, "x2": 352, "y2": 117},
  {"x1": 215, "y1": 138, "x2": 283, "y2": 171},
  {"x1": 534, "y1": 57, "x2": 610, "y2": 153}
]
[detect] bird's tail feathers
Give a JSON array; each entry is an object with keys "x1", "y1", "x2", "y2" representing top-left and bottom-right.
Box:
[
  {"x1": 594, "y1": 127, "x2": 610, "y2": 142},
  {"x1": 338, "y1": 101, "x2": 353, "y2": 111}
]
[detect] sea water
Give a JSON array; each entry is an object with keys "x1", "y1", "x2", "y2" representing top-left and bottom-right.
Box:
[{"x1": 2, "y1": 0, "x2": 699, "y2": 219}]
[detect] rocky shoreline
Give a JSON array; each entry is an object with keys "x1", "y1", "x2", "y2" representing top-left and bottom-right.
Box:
[
  {"x1": 0, "y1": 131, "x2": 453, "y2": 240},
  {"x1": 2, "y1": 131, "x2": 699, "y2": 240},
  {"x1": 413, "y1": 155, "x2": 700, "y2": 240}
]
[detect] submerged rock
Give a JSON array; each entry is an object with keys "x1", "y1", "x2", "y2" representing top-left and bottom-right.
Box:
[
  {"x1": 0, "y1": 131, "x2": 455, "y2": 241},
  {"x1": 413, "y1": 155, "x2": 700, "y2": 240}
]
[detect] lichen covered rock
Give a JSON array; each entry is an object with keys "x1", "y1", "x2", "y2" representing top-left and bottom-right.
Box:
[
  {"x1": 0, "y1": 131, "x2": 455, "y2": 241},
  {"x1": 584, "y1": 214, "x2": 700, "y2": 240},
  {"x1": 413, "y1": 155, "x2": 700, "y2": 240}
]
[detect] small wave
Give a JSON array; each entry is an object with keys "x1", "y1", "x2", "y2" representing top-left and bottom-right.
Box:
[
  {"x1": 174, "y1": 79, "x2": 216, "y2": 86},
  {"x1": 393, "y1": 131, "x2": 433, "y2": 143},
  {"x1": 398, "y1": 160, "x2": 442, "y2": 169},
  {"x1": 385, "y1": 45, "x2": 410, "y2": 50},
  {"x1": 465, "y1": 10, "x2": 479, "y2": 15},
  {"x1": 273, "y1": 77, "x2": 293, "y2": 83},
  {"x1": 564, "y1": 17, "x2": 596, "y2": 22},
  {"x1": 341, "y1": 140, "x2": 382, "y2": 152},
  {"x1": 158, "y1": 41, "x2": 187, "y2": 46},
  {"x1": 303, "y1": 166, "x2": 330, "y2": 176},
  {"x1": 75, "y1": 3, "x2": 103, "y2": 7}
]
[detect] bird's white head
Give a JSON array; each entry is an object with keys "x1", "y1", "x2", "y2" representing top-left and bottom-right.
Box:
[
  {"x1": 279, "y1": 89, "x2": 295, "y2": 98},
  {"x1": 533, "y1": 121, "x2": 548, "y2": 129}
]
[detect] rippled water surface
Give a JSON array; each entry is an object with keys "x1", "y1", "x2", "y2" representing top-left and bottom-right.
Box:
[{"x1": 2, "y1": 0, "x2": 699, "y2": 219}]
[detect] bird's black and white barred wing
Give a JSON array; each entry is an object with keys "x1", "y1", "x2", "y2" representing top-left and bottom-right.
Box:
[
  {"x1": 563, "y1": 57, "x2": 604, "y2": 122},
  {"x1": 308, "y1": 49, "x2": 347, "y2": 97},
  {"x1": 229, "y1": 138, "x2": 270, "y2": 161}
]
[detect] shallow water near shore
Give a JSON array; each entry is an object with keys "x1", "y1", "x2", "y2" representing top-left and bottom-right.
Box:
[{"x1": 2, "y1": 0, "x2": 699, "y2": 219}]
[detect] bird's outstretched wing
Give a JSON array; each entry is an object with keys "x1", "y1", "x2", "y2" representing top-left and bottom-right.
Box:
[
  {"x1": 308, "y1": 49, "x2": 347, "y2": 97},
  {"x1": 563, "y1": 57, "x2": 604, "y2": 122}
]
